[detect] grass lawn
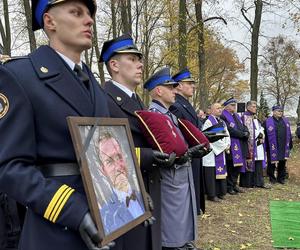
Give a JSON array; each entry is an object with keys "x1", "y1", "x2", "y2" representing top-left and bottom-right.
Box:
[{"x1": 196, "y1": 142, "x2": 300, "y2": 250}]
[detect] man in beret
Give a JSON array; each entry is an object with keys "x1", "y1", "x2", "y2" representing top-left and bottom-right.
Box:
[
  {"x1": 170, "y1": 67, "x2": 205, "y2": 216},
  {"x1": 100, "y1": 34, "x2": 175, "y2": 250},
  {"x1": 0, "y1": 0, "x2": 113, "y2": 249},
  {"x1": 221, "y1": 98, "x2": 249, "y2": 195},
  {"x1": 264, "y1": 106, "x2": 293, "y2": 184},
  {"x1": 144, "y1": 67, "x2": 203, "y2": 250}
]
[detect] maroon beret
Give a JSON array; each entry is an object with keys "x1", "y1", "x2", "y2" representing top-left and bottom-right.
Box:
[
  {"x1": 178, "y1": 119, "x2": 210, "y2": 148},
  {"x1": 135, "y1": 110, "x2": 188, "y2": 156}
]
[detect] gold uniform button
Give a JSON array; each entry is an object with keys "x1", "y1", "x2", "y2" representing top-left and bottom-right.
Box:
[{"x1": 40, "y1": 67, "x2": 49, "y2": 73}]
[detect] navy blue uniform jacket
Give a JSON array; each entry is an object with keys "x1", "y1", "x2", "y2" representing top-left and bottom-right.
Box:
[
  {"x1": 0, "y1": 45, "x2": 109, "y2": 250},
  {"x1": 170, "y1": 93, "x2": 205, "y2": 214},
  {"x1": 104, "y1": 81, "x2": 161, "y2": 250}
]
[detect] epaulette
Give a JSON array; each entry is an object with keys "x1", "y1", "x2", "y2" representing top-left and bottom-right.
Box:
[{"x1": 1, "y1": 56, "x2": 28, "y2": 64}]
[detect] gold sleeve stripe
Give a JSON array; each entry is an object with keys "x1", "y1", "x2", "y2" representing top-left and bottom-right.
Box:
[
  {"x1": 44, "y1": 184, "x2": 69, "y2": 220},
  {"x1": 135, "y1": 147, "x2": 141, "y2": 167},
  {"x1": 48, "y1": 186, "x2": 73, "y2": 222},
  {"x1": 52, "y1": 188, "x2": 75, "y2": 223}
]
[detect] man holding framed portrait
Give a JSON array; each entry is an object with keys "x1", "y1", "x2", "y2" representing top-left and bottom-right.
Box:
[
  {"x1": 0, "y1": 0, "x2": 114, "y2": 250},
  {"x1": 100, "y1": 34, "x2": 176, "y2": 250}
]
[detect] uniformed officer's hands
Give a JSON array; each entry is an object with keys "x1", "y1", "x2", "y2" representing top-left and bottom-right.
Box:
[
  {"x1": 152, "y1": 150, "x2": 176, "y2": 167},
  {"x1": 187, "y1": 144, "x2": 210, "y2": 158},
  {"x1": 79, "y1": 212, "x2": 115, "y2": 250},
  {"x1": 174, "y1": 152, "x2": 189, "y2": 165}
]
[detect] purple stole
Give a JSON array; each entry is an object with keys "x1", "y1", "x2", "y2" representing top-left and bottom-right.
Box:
[
  {"x1": 208, "y1": 115, "x2": 227, "y2": 179},
  {"x1": 222, "y1": 110, "x2": 246, "y2": 171},
  {"x1": 265, "y1": 116, "x2": 291, "y2": 163},
  {"x1": 241, "y1": 111, "x2": 256, "y2": 172}
]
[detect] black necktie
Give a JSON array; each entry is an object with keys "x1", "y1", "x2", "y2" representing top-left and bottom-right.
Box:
[
  {"x1": 74, "y1": 64, "x2": 89, "y2": 89},
  {"x1": 131, "y1": 93, "x2": 142, "y2": 109}
]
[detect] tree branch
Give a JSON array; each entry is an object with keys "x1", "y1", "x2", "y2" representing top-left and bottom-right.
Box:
[
  {"x1": 241, "y1": 7, "x2": 253, "y2": 29},
  {"x1": 204, "y1": 16, "x2": 227, "y2": 25}
]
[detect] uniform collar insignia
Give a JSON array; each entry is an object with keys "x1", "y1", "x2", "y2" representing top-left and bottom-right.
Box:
[{"x1": 0, "y1": 93, "x2": 9, "y2": 119}]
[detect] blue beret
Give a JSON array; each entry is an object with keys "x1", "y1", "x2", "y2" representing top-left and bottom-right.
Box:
[
  {"x1": 32, "y1": 0, "x2": 96, "y2": 31},
  {"x1": 100, "y1": 34, "x2": 142, "y2": 63},
  {"x1": 144, "y1": 67, "x2": 178, "y2": 91},
  {"x1": 172, "y1": 68, "x2": 195, "y2": 82},
  {"x1": 223, "y1": 97, "x2": 237, "y2": 106},
  {"x1": 272, "y1": 105, "x2": 283, "y2": 111}
]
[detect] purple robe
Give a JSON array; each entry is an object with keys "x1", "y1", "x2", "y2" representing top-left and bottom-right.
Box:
[
  {"x1": 222, "y1": 110, "x2": 246, "y2": 172},
  {"x1": 208, "y1": 115, "x2": 227, "y2": 179},
  {"x1": 265, "y1": 116, "x2": 291, "y2": 163}
]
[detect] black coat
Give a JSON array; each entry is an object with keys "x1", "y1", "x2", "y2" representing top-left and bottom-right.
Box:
[
  {"x1": 0, "y1": 45, "x2": 110, "y2": 250},
  {"x1": 170, "y1": 94, "x2": 205, "y2": 214},
  {"x1": 104, "y1": 81, "x2": 161, "y2": 250}
]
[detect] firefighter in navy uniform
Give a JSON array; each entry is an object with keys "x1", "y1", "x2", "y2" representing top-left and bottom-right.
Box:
[
  {"x1": 100, "y1": 35, "x2": 176, "y2": 250},
  {"x1": 0, "y1": 1, "x2": 113, "y2": 249},
  {"x1": 0, "y1": 54, "x2": 22, "y2": 250},
  {"x1": 170, "y1": 68, "x2": 205, "y2": 215}
]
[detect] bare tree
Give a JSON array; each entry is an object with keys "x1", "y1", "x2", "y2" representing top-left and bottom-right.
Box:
[
  {"x1": 260, "y1": 35, "x2": 300, "y2": 108},
  {"x1": 178, "y1": 0, "x2": 187, "y2": 69},
  {"x1": 241, "y1": 0, "x2": 263, "y2": 101},
  {"x1": 194, "y1": 0, "x2": 227, "y2": 110},
  {"x1": 22, "y1": 0, "x2": 36, "y2": 52},
  {"x1": 0, "y1": 0, "x2": 11, "y2": 55},
  {"x1": 119, "y1": 0, "x2": 132, "y2": 34}
]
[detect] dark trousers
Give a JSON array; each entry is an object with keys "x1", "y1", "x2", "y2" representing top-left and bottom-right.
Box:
[
  {"x1": 253, "y1": 161, "x2": 265, "y2": 187},
  {"x1": 204, "y1": 167, "x2": 227, "y2": 198},
  {"x1": 239, "y1": 171, "x2": 254, "y2": 188},
  {"x1": 191, "y1": 158, "x2": 202, "y2": 215},
  {"x1": 226, "y1": 159, "x2": 241, "y2": 192},
  {"x1": 0, "y1": 193, "x2": 21, "y2": 250},
  {"x1": 240, "y1": 161, "x2": 265, "y2": 187},
  {"x1": 267, "y1": 160, "x2": 287, "y2": 183}
]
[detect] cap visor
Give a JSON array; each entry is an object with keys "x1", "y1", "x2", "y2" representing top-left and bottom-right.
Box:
[
  {"x1": 164, "y1": 81, "x2": 179, "y2": 87},
  {"x1": 115, "y1": 49, "x2": 143, "y2": 56},
  {"x1": 180, "y1": 78, "x2": 195, "y2": 83}
]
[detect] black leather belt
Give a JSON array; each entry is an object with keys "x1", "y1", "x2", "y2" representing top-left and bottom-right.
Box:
[{"x1": 37, "y1": 163, "x2": 80, "y2": 177}]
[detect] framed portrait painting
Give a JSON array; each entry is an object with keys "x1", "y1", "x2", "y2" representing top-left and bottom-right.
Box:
[{"x1": 67, "y1": 117, "x2": 152, "y2": 247}]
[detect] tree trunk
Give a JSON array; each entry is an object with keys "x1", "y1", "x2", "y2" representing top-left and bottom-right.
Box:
[
  {"x1": 111, "y1": 0, "x2": 117, "y2": 38},
  {"x1": 23, "y1": 0, "x2": 36, "y2": 52},
  {"x1": 194, "y1": 0, "x2": 208, "y2": 110},
  {"x1": 142, "y1": 0, "x2": 150, "y2": 105},
  {"x1": 250, "y1": 0, "x2": 263, "y2": 102},
  {"x1": 93, "y1": 22, "x2": 105, "y2": 86},
  {"x1": 0, "y1": 0, "x2": 11, "y2": 55},
  {"x1": 178, "y1": 0, "x2": 187, "y2": 69},
  {"x1": 120, "y1": 0, "x2": 132, "y2": 35},
  {"x1": 297, "y1": 96, "x2": 300, "y2": 123}
]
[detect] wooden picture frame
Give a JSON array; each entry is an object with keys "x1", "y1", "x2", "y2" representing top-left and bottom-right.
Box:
[{"x1": 67, "y1": 117, "x2": 152, "y2": 247}]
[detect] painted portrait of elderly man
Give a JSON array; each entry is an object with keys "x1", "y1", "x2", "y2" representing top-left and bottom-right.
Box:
[{"x1": 79, "y1": 125, "x2": 145, "y2": 235}]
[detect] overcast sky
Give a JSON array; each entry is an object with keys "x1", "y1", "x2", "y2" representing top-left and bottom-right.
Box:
[{"x1": 203, "y1": 0, "x2": 299, "y2": 115}]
